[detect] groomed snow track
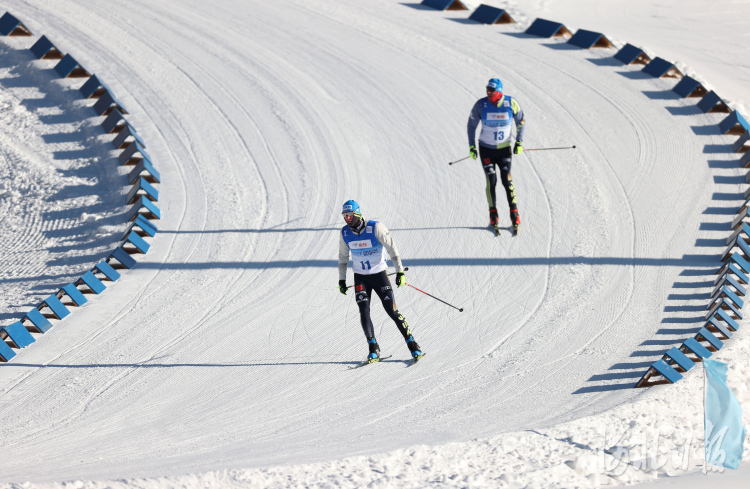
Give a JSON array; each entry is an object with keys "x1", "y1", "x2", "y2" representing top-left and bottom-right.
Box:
[{"x1": 0, "y1": 0, "x2": 742, "y2": 483}]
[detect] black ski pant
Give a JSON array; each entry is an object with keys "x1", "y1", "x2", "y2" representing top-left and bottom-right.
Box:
[
  {"x1": 354, "y1": 271, "x2": 412, "y2": 342},
  {"x1": 479, "y1": 144, "x2": 517, "y2": 213}
]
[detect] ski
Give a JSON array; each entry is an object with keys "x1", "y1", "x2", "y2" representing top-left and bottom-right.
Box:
[
  {"x1": 348, "y1": 355, "x2": 393, "y2": 370},
  {"x1": 409, "y1": 352, "x2": 426, "y2": 366},
  {"x1": 493, "y1": 224, "x2": 500, "y2": 237}
]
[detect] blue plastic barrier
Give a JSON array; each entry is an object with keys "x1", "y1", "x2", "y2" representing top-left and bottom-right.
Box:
[
  {"x1": 22, "y1": 308, "x2": 52, "y2": 333},
  {"x1": 697, "y1": 91, "x2": 730, "y2": 113},
  {"x1": 672, "y1": 76, "x2": 706, "y2": 98},
  {"x1": 123, "y1": 231, "x2": 151, "y2": 254},
  {"x1": 711, "y1": 308, "x2": 741, "y2": 332},
  {"x1": 30, "y1": 35, "x2": 62, "y2": 60},
  {"x1": 1, "y1": 322, "x2": 35, "y2": 349},
  {"x1": 112, "y1": 124, "x2": 146, "y2": 150},
  {"x1": 567, "y1": 29, "x2": 613, "y2": 49},
  {"x1": 0, "y1": 339, "x2": 15, "y2": 362},
  {"x1": 120, "y1": 142, "x2": 151, "y2": 165},
  {"x1": 636, "y1": 359, "x2": 682, "y2": 387},
  {"x1": 109, "y1": 247, "x2": 136, "y2": 269},
  {"x1": 54, "y1": 54, "x2": 90, "y2": 78},
  {"x1": 468, "y1": 5, "x2": 514, "y2": 24},
  {"x1": 613, "y1": 44, "x2": 650, "y2": 65},
  {"x1": 718, "y1": 252, "x2": 750, "y2": 278},
  {"x1": 664, "y1": 347, "x2": 694, "y2": 373},
  {"x1": 58, "y1": 283, "x2": 88, "y2": 307},
  {"x1": 80, "y1": 75, "x2": 113, "y2": 99},
  {"x1": 708, "y1": 285, "x2": 744, "y2": 311},
  {"x1": 101, "y1": 109, "x2": 129, "y2": 133},
  {"x1": 41, "y1": 295, "x2": 70, "y2": 320},
  {"x1": 733, "y1": 131, "x2": 749, "y2": 153},
  {"x1": 526, "y1": 18, "x2": 571, "y2": 38},
  {"x1": 0, "y1": 12, "x2": 32, "y2": 36},
  {"x1": 719, "y1": 111, "x2": 750, "y2": 135},
  {"x1": 421, "y1": 0, "x2": 467, "y2": 10},
  {"x1": 681, "y1": 338, "x2": 712, "y2": 360},
  {"x1": 126, "y1": 214, "x2": 158, "y2": 238},
  {"x1": 128, "y1": 159, "x2": 161, "y2": 185},
  {"x1": 706, "y1": 315, "x2": 733, "y2": 340},
  {"x1": 77, "y1": 271, "x2": 106, "y2": 294},
  {"x1": 710, "y1": 274, "x2": 746, "y2": 300},
  {"x1": 126, "y1": 177, "x2": 159, "y2": 204},
  {"x1": 94, "y1": 261, "x2": 121, "y2": 282},
  {"x1": 697, "y1": 327, "x2": 723, "y2": 351},
  {"x1": 706, "y1": 297, "x2": 743, "y2": 322},
  {"x1": 126, "y1": 195, "x2": 161, "y2": 221},
  {"x1": 93, "y1": 91, "x2": 128, "y2": 116},
  {"x1": 642, "y1": 57, "x2": 682, "y2": 78}
]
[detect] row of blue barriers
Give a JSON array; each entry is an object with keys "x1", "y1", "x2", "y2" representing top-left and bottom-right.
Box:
[
  {"x1": 415, "y1": 3, "x2": 750, "y2": 387},
  {"x1": 0, "y1": 12, "x2": 162, "y2": 362}
]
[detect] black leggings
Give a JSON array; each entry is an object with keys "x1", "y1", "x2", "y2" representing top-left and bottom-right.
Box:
[
  {"x1": 354, "y1": 271, "x2": 411, "y2": 341},
  {"x1": 479, "y1": 144, "x2": 517, "y2": 212}
]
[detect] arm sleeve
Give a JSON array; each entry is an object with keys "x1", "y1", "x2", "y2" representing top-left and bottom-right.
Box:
[
  {"x1": 511, "y1": 98, "x2": 526, "y2": 142},
  {"x1": 374, "y1": 223, "x2": 404, "y2": 272},
  {"x1": 338, "y1": 233, "x2": 350, "y2": 281},
  {"x1": 467, "y1": 99, "x2": 483, "y2": 147}
]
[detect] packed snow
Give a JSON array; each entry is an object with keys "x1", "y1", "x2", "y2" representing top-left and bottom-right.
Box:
[{"x1": 0, "y1": 0, "x2": 748, "y2": 487}]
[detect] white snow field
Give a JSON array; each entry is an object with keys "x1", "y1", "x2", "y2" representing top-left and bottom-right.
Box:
[{"x1": 0, "y1": 0, "x2": 749, "y2": 487}]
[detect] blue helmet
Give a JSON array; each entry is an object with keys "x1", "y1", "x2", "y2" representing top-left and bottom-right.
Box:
[
  {"x1": 486, "y1": 78, "x2": 503, "y2": 92},
  {"x1": 342, "y1": 200, "x2": 361, "y2": 215}
]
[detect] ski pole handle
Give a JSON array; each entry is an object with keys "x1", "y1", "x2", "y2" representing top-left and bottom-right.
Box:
[
  {"x1": 347, "y1": 267, "x2": 409, "y2": 289},
  {"x1": 407, "y1": 283, "x2": 464, "y2": 312},
  {"x1": 524, "y1": 145, "x2": 576, "y2": 152},
  {"x1": 449, "y1": 156, "x2": 470, "y2": 166}
]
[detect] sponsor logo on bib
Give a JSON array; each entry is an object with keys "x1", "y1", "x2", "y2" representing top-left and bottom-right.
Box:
[
  {"x1": 349, "y1": 240, "x2": 372, "y2": 249},
  {"x1": 487, "y1": 113, "x2": 509, "y2": 121}
]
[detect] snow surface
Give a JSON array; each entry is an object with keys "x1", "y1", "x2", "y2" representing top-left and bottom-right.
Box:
[{"x1": 0, "y1": 0, "x2": 749, "y2": 487}]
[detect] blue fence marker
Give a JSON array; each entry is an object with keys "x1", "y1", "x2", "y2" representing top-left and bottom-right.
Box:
[
  {"x1": 23, "y1": 308, "x2": 52, "y2": 333},
  {"x1": 525, "y1": 18, "x2": 571, "y2": 38},
  {"x1": 93, "y1": 91, "x2": 129, "y2": 116},
  {"x1": 80, "y1": 75, "x2": 114, "y2": 99},
  {"x1": 59, "y1": 283, "x2": 88, "y2": 307},
  {"x1": 126, "y1": 195, "x2": 161, "y2": 221},
  {"x1": 1, "y1": 322, "x2": 35, "y2": 348},
  {"x1": 567, "y1": 29, "x2": 613, "y2": 49},
  {"x1": 94, "y1": 261, "x2": 121, "y2": 282},
  {"x1": 123, "y1": 231, "x2": 151, "y2": 254},
  {"x1": 697, "y1": 91, "x2": 730, "y2": 113},
  {"x1": 614, "y1": 44, "x2": 650, "y2": 65},
  {"x1": 719, "y1": 111, "x2": 750, "y2": 135},
  {"x1": 642, "y1": 57, "x2": 682, "y2": 78},
  {"x1": 126, "y1": 177, "x2": 159, "y2": 204},
  {"x1": 127, "y1": 159, "x2": 161, "y2": 185},
  {"x1": 664, "y1": 347, "x2": 694, "y2": 373},
  {"x1": 468, "y1": 5, "x2": 514, "y2": 24},
  {"x1": 30, "y1": 35, "x2": 63, "y2": 60},
  {"x1": 672, "y1": 76, "x2": 706, "y2": 98},
  {"x1": 42, "y1": 295, "x2": 70, "y2": 320},
  {"x1": 636, "y1": 359, "x2": 682, "y2": 387},
  {"x1": 109, "y1": 247, "x2": 137, "y2": 269},
  {"x1": 102, "y1": 109, "x2": 129, "y2": 134},
  {"x1": 697, "y1": 327, "x2": 723, "y2": 351},
  {"x1": 705, "y1": 297, "x2": 743, "y2": 322},
  {"x1": 54, "y1": 54, "x2": 90, "y2": 78},
  {"x1": 681, "y1": 338, "x2": 712, "y2": 360},
  {"x1": 733, "y1": 131, "x2": 749, "y2": 154},
  {"x1": 113, "y1": 124, "x2": 146, "y2": 149},
  {"x1": 0, "y1": 12, "x2": 32, "y2": 36},
  {"x1": 120, "y1": 142, "x2": 151, "y2": 166},
  {"x1": 421, "y1": 0, "x2": 468, "y2": 11},
  {"x1": 0, "y1": 339, "x2": 15, "y2": 362},
  {"x1": 77, "y1": 271, "x2": 106, "y2": 294}
]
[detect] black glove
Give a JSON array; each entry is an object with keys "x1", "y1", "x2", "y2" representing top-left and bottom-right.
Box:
[
  {"x1": 469, "y1": 145, "x2": 478, "y2": 160},
  {"x1": 339, "y1": 280, "x2": 347, "y2": 295},
  {"x1": 396, "y1": 272, "x2": 406, "y2": 288}
]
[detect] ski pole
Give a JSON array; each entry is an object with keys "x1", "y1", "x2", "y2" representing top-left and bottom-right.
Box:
[
  {"x1": 524, "y1": 145, "x2": 576, "y2": 152},
  {"x1": 448, "y1": 156, "x2": 470, "y2": 166},
  {"x1": 407, "y1": 283, "x2": 464, "y2": 312},
  {"x1": 347, "y1": 267, "x2": 409, "y2": 289}
]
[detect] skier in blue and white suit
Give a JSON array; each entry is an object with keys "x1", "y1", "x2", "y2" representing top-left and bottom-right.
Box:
[
  {"x1": 337, "y1": 200, "x2": 423, "y2": 363},
  {"x1": 467, "y1": 78, "x2": 526, "y2": 230}
]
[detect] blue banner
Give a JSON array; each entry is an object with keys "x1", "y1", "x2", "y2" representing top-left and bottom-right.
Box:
[{"x1": 704, "y1": 360, "x2": 746, "y2": 469}]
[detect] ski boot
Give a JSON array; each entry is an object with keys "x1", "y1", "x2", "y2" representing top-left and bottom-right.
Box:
[
  {"x1": 489, "y1": 207, "x2": 500, "y2": 236},
  {"x1": 406, "y1": 335, "x2": 424, "y2": 361},
  {"x1": 367, "y1": 337, "x2": 381, "y2": 363},
  {"x1": 510, "y1": 208, "x2": 520, "y2": 236}
]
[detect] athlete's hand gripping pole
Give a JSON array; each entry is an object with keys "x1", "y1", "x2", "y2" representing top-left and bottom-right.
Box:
[
  {"x1": 345, "y1": 267, "x2": 409, "y2": 289},
  {"x1": 407, "y1": 283, "x2": 464, "y2": 312}
]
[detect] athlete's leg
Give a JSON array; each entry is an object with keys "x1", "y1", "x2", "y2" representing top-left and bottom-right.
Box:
[
  {"x1": 479, "y1": 146, "x2": 500, "y2": 224},
  {"x1": 370, "y1": 271, "x2": 413, "y2": 341},
  {"x1": 354, "y1": 274, "x2": 375, "y2": 339},
  {"x1": 498, "y1": 146, "x2": 517, "y2": 211}
]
